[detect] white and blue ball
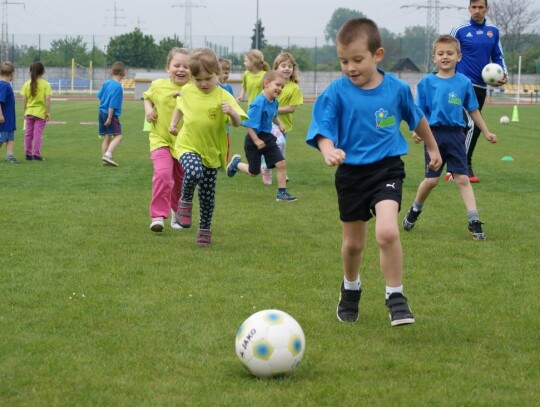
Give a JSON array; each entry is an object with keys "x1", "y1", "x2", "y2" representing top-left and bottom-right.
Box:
[{"x1": 235, "y1": 309, "x2": 305, "y2": 378}]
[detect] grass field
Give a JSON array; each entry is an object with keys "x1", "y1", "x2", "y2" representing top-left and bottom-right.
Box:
[{"x1": 1, "y1": 98, "x2": 539, "y2": 406}]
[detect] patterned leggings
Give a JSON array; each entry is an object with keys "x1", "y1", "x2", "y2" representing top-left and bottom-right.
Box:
[{"x1": 180, "y1": 152, "x2": 218, "y2": 230}]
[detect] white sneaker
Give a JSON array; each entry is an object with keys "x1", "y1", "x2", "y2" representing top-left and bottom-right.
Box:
[
  {"x1": 261, "y1": 165, "x2": 272, "y2": 185},
  {"x1": 170, "y1": 209, "x2": 183, "y2": 230},
  {"x1": 102, "y1": 156, "x2": 118, "y2": 167},
  {"x1": 150, "y1": 217, "x2": 164, "y2": 232}
]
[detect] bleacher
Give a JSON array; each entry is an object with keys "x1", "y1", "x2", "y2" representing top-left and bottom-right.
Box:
[
  {"x1": 121, "y1": 78, "x2": 135, "y2": 89},
  {"x1": 489, "y1": 83, "x2": 540, "y2": 103},
  {"x1": 48, "y1": 78, "x2": 90, "y2": 91}
]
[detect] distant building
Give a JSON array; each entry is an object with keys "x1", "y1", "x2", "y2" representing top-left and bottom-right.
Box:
[{"x1": 390, "y1": 58, "x2": 421, "y2": 73}]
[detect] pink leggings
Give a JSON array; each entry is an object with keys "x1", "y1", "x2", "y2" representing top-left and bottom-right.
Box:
[
  {"x1": 24, "y1": 115, "x2": 47, "y2": 157},
  {"x1": 149, "y1": 147, "x2": 184, "y2": 218}
]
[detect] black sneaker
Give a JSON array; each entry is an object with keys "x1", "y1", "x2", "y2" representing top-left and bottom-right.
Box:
[
  {"x1": 336, "y1": 283, "x2": 361, "y2": 323},
  {"x1": 386, "y1": 293, "x2": 415, "y2": 326},
  {"x1": 402, "y1": 207, "x2": 421, "y2": 231},
  {"x1": 468, "y1": 220, "x2": 485, "y2": 240}
]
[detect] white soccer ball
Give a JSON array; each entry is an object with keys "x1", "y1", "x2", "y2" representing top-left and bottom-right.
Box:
[
  {"x1": 235, "y1": 309, "x2": 306, "y2": 378},
  {"x1": 481, "y1": 63, "x2": 504, "y2": 86},
  {"x1": 500, "y1": 115, "x2": 510, "y2": 124}
]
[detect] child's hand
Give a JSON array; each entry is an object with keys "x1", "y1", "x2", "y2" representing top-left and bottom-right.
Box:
[
  {"x1": 0, "y1": 114, "x2": 4, "y2": 123},
  {"x1": 412, "y1": 132, "x2": 422, "y2": 144},
  {"x1": 254, "y1": 139, "x2": 265, "y2": 150},
  {"x1": 236, "y1": 96, "x2": 244, "y2": 103},
  {"x1": 169, "y1": 125, "x2": 178, "y2": 136},
  {"x1": 146, "y1": 110, "x2": 157, "y2": 123},
  {"x1": 484, "y1": 132, "x2": 497, "y2": 143},
  {"x1": 323, "y1": 148, "x2": 346, "y2": 167},
  {"x1": 278, "y1": 124, "x2": 286, "y2": 134},
  {"x1": 172, "y1": 91, "x2": 181, "y2": 98},
  {"x1": 426, "y1": 148, "x2": 442, "y2": 171},
  {"x1": 221, "y1": 102, "x2": 232, "y2": 115}
]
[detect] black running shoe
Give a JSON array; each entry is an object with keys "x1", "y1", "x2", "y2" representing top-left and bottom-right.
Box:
[
  {"x1": 386, "y1": 293, "x2": 415, "y2": 326},
  {"x1": 336, "y1": 283, "x2": 361, "y2": 323},
  {"x1": 468, "y1": 220, "x2": 486, "y2": 240},
  {"x1": 402, "y1": 207, "x2": 422, "y2": 231}
]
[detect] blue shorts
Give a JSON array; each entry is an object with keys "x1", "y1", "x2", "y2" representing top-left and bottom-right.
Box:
[
  {"x1": 98, "y1": 112, "x2": 122, "y2": 136},
  {"x1": 244, "y1": 131, "x2": 284, "y2": 175},
  {"x1": 424, "y1": 126, "x2": 468, "y2": 178},
  {"x1": 335, "y1": 156, "x2": 404, "y2": 222},
  {"x1": 0, "y1": 131, "x2": 15, "y2": 142}
]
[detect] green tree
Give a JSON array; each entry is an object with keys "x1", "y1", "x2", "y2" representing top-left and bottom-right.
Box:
[
  {"x1": 156, "y1": 36, "x2": 185, "y2": 68},
  {"x1": 106, "y1": 28, "x2": 158, "y2": 69},
  {"x1": 251, "y1": 19, "x2": 267, "y2": 50},
  {"x1": 324, "y1": 8, "x2": 366, "y2": 44},
  {"x1": 44, "y1": 36, "x2": 89, "y2": 66}
]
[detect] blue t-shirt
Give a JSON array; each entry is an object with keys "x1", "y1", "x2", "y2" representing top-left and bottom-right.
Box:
[
  {"x1": 97, "y1": 79, "x2": 123, "y2": 116},
  {"x1": 306, "y1": 70, "x2": 424, "y2": 165},
  {"x1": 242, "y1": 93, "x2": 278, "y2": 134},
  {"x1": 416, "y1": 72, "x2": 479, "y2": 128},
  {"x1": 0, "y1": 80, "x2": 16, "y2": 132},
  {"x1": 451, "y1": 18, "x2": 507, "y2": 87}
]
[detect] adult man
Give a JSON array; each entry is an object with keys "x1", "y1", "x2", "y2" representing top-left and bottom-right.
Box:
[{"x1": 450, "y1": 0, "x2": 507, "y2": 183}]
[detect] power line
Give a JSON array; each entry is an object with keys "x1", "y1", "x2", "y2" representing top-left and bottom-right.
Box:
[
  {"x1": 171, "y1": 1, "x2": 205, "y2": 48},
  {"x1": 401, "y1": 1, "x2": 464, "y2": 72},
  {"x1": 1, "y1": 0, "x2": 25, "y2": 61}
]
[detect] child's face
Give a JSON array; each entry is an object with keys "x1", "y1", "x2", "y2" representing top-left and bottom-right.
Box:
[
  {"x1": 168, "y1": 53, "x2": 190, "y2": 86},
  {"x1": 433, "y1": 43, "x2": 461, "y2": 72},
  {"x1": 276, "y1": 60, "x2": 293, "y2": 80},
  {"x1": 244, "y1": 57, "x2": 255, "y2": 71},
  {"x1": 263, "y1": 77, "x2": 285, "y2": 100},
  {"x1": 337, "y1": 38, "x2": 384, "y2": 89},
  {"x1": 220, "y1": 66, "x2": 230, "y2": 83},
  {"x1": 192, "y1": 69, "x2": 218, "y2": 94}
]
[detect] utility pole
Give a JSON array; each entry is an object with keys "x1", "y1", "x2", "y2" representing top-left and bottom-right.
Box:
[
  {"x1": 172, "y1": 1, "x2": 205, "y2": 48},
  {"x1": 401, "y1": 1, "x2": 464, "y2": 72},
  {"x1": 1, "y1": 0, "x2": 25, "y2": 61},
  {"x1": 109, "y1": 1, "x2": 126, "y2": 35}
]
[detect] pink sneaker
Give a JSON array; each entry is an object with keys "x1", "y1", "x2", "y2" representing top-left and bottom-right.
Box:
[
  {"x1": 261, "y1": 165, "x2": 272, "y2": 185},
  {"x1": 177, "y1": 201, "x2": 193, "y2": 228},
  {"x1": 196, "y1": 229, "x2": 212, "y2": 247}
]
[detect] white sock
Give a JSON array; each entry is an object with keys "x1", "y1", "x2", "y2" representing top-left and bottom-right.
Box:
[
  {"x1": 104, "y1": 151, "x2": 112, "y2": 158},
  {"x1": 344, "y1": 276, "x2": 361, "y2": 291},
  {"x1": 385, "y1": 285, "x2": 403, "y2": 299}
]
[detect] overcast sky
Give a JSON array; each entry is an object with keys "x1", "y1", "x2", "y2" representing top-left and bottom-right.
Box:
[{"x1": 7, "y1": 0, "x2": 469, "y2": 41}]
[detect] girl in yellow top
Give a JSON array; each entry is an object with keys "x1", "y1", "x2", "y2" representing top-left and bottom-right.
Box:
[
  {"x1": 143, "y1": 47, "x2": 191, "y2": 232},
  {"x1": 236, "y1": 49, "x2": 270, "y2": 105},
  {"x1": 262, "y1": 52, "x2": 305, "y2": 184},
  {"x1": 169, "y1": 48, "x2": 247, "y2": 247},
  {"x1": 20, "y1": 62, "x2": 51, "y2": 161}
]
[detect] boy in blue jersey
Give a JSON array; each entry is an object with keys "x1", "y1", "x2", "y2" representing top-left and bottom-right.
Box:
[
  {"x1": 450, "y1": 0, "x2": 507, "y2": 182},
  {"x1": 227, "y1": 70, "x2": 297, "y2": 202},
  {"x1": 0, "y1": 62, "x2": 18, "y2": 163},
  {"x1": 97, "y1": 61, "x2": 126, "y2": 167},
  {"x1": 306, "y1": 18, "x2": 442, "y2": 326},
  {"x1": 403, "y1": 35, "x2": 497, "y2": 241}
]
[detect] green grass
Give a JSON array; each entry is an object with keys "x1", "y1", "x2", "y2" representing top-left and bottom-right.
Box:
[{"x1": 1, "y1": 98, "x2": 539, "y2": 406}]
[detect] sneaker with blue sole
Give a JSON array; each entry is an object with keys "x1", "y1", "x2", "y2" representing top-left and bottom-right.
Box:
[{"x1": 227, "y1": 154, "x2": 241, "y2": 177}]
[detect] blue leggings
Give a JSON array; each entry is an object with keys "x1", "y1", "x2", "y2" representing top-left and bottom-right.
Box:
[{"x1": 180, "y1": 152, "x2": 218, "y2": 230}]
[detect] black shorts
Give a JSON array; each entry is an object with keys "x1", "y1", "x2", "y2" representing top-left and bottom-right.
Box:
[
  {"x1": 244, "y1": 131, "x2": 284, "y2": 175},
  {"x1": 425, "y1": 126, "x2": 468, "y2": 177},
  {"x1": 335, "y1": 156, "x2": 405, "y2": 222}
]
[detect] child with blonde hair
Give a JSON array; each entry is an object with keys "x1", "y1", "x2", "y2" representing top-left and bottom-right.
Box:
[
  {"x1": 169, "y1": 48, "x2": 247, "y2": 247},
  {"x1": 0, "y1": 61, "x2": 18, "y2": 163},
  {"x1": 20, "y1": 62, "x2": 51, "y2": 161},
  {"x1": 144, "y1": 47, "x2": 191, "y2": 232},
  {"x1": 236, "y1": 49, "x2": 270, "y2": 105},
  {"x1": 261, "y1": 51, "x2": 304, "y2": 184}
]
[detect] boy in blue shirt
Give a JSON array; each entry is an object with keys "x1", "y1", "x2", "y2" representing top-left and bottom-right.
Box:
[
  {"x1": 0, "y1": 61, "x2": 18, "y2": 163},
  {"x1": 227, "y1": 70, "x2": 297, "y2": 202},
  {"x1": 97, "y1": 61, "x2": 126, "y2": 167},
  {"x1": 306, "y1": 18, "x2": 441, "y2": 326},
  {"x1": 402, "y1": 35, "x2": 497, "y2": 240}
]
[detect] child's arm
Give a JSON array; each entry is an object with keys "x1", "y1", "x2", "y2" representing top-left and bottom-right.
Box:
[
  {"x1": 0, "y1": 105, "x2": 4, "y2": 123},
  {"x1": 246, "y1": 127, "x2": 265, "y2": 150},
  {"x1": 278, "y1": 105, "x2": 296, "y2": 114},
  {"x1": 469, "y1": 109, "x2": 497, "y2": 143},
  {"x1": 105, "y1": 107, "x2": 114, "y2": 126},
  {"x1": 144, "y1": 99, "x2": 157, "y2": 123},
  {"x1": 169, "y1": 107, "x2": 183, "y2": 136},
  {"x1": 236, "y1": 88, "x2": 246, "y2": 103},
  {"x1": 316, "y1": 136, "x2": 346, "y2": 167},
  {"x1": 413, "y1": 117, "x2": 442, "y2": 171},
  {"x1": 22, "y1": 97, "x2": 27, "y2": 116},
  {"x1": 221, "y1": 103, "x2": 242, "y2": 127},
  {"x1": 45, "y1": 95, "x2": 51, "y2": 121},
  {"x1": 273, "y1": 116, "x2": 286, "y2": 134}
]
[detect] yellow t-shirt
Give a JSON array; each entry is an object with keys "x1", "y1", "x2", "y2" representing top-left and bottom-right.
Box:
[
  {"x1": 241, "y1": 70, "x2": 266, "y2": 105},
  {"x1": 20, "y1": 79, "x2": 52, "y2": 119},
  {"x1": 277, "y1": 81, "x2": 303, "y2": 133},
  {"x1": 174, "y1": 84, "x2": 248, "y2": 170},
  {"x1": 143, "y1": 78, "x2": 186, "y2": 152}
]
